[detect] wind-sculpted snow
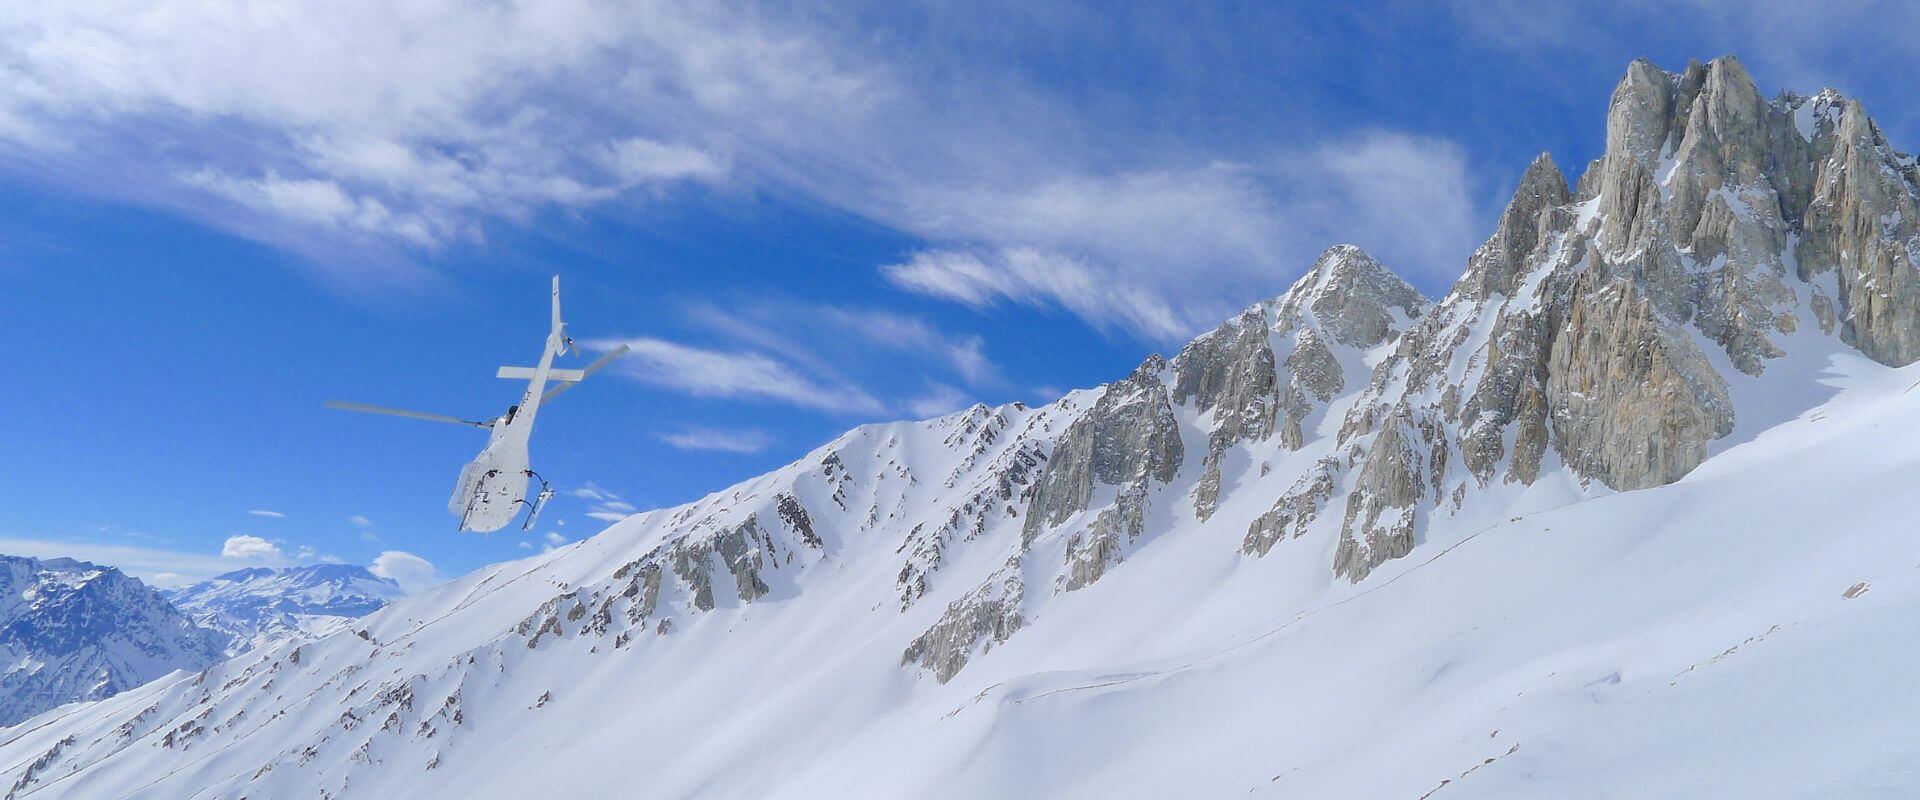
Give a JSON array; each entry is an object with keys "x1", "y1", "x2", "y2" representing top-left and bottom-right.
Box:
[{"x1": 5, "y1": 56, "x2": 1920, "y2": 797}]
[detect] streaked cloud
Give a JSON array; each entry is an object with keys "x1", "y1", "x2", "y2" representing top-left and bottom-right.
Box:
[
  {"x1": 247, "y1": 509, "x2": 287, "y2": 518},
  {"x1": 904, "y1": 383, "x2": 974, "y2": 419},
  {"x1": 0, "y1": 2, "x2": 1484, "y2": 339},
  {"x1": 594, "y1": 337, "x2": 884, "y2": 414},
  {"x1": 659, "y1": 426, "x2": 773, "y2": 454}
]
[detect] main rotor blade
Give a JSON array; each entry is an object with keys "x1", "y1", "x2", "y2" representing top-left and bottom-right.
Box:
[
  {"x1": 326, "y1": 400, "x2": 489, "y2": 428},
  {"x1": 539, "y1": 344, "x2": 630, "y2": 404}
]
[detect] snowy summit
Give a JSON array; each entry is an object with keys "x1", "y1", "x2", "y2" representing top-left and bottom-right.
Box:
[{"x1": 2, "y1": 55, "x2": 1919, "y2": 797}]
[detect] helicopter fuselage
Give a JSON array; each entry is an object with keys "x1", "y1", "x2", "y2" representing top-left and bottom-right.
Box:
[
  {"x1": 329, "y1": 276, "x2": 626, "y2": 535},
  {"x1": 447, "y1": 285, "x2": 568, "y2": 532}
]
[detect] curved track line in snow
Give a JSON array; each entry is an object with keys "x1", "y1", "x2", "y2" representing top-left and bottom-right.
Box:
[{"x1": 987, "y1": 498, "x2": 1592, "y2": 710}]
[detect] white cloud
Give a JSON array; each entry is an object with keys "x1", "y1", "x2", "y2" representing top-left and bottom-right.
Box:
[
  {"x1": 0, "y1": 2, "x2": 759, "y2": 266},
  {"x1": 569, "y1": 483, "x2": 638, "y2": 523},
  {"x1": 569, "y1": 483, "x2": 614, "y2": 502},
  {"x1": 147, "y1": 571, "x2": 191, "y2": 589},
  {"x1": 811, "y1": 308, "x2": 1001, "y2": 388},
  {"x1": 884, "y1": 132, "x2": 1483, "y2": 341},
  {"x1": 604, "y1": 138, "x2": 728, "y2": 184},
  {"x1": 660, "y1": 426, "x2": 774, "y2": 454},
  {"x1": 1298, "y1": 131, "x2": 1479, "y2": 284},
  {"x1": 544, "y1": 532, "x2": 568, "y2": 546},
  {"x1": 883, "y1": 247, "x2": 1191, "y2": 341},
  {"x1": 369, "y1": 551, "x2": 443, "y2": 593},
  {"x1": 247, "y1": 509, "x2": 286, "y2": 518},
  {"x1": 905, "y1": 383, "x2": 974, "y2": 419},
  {"x1": 0, "y1": 536, "x2": 242, "y2": 585},
  {"x1": 0, "y1": 3, "x2": 1486, "y2": 340},
  {"x1": 221, "y1": 534, "x2": 283, "y2": 561},
  {"x1": 596, "y1": 337, "x2": 883, "y2": 414}
]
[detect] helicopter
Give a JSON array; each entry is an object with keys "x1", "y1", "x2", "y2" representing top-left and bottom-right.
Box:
[{"x1": 327, "y1": 276, "x2": 629, "y2": 533}]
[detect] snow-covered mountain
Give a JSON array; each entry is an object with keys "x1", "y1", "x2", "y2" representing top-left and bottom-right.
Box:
[
  {"x1": 0, "y1": 556, "x2": 225, "y2": 729},
  {"x1": 5, "y1": 56, "x2": 1920, "y2": 797},
  {"x1": 165, "y1": 565, "x2": 407, "y2": 656}
]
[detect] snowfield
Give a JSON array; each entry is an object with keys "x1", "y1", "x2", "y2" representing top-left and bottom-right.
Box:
[{"x1": 2, "y1": 354, "x2": 1917, "y2": 798}]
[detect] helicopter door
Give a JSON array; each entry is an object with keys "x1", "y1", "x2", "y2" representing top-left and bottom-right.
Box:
[{"x1": 450, "y1": 459, "x2": 487, "y2": 516}]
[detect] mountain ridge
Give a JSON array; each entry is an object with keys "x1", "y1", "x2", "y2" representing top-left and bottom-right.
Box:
[
  {"x1": 165, "y1": 564, "x2": 407, "y2": 656},
  {"x1": 0, "y1": 555, "x2": 225, "y2": 729},
  {"x1": 2, "y1": 55, "x2": 1918, "y2": 797}
]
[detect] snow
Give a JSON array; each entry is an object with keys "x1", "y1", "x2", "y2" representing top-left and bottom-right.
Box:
[{"x1": 3, "y1": 340, "x2": 1917, "y2": 797}]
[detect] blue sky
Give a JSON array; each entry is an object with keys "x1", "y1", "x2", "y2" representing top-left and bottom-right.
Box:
[{"x1": 4, "y1": 1, "x2": 1918, "y2": 589}]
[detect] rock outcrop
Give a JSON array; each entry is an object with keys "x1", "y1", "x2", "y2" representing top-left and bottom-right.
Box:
[
  {"x1": 901, "y1": 560, "x2": 1024, "y2": 683},
  {"x1": 1319, "y1": 55, "x2": 1920, "y2": 580}
]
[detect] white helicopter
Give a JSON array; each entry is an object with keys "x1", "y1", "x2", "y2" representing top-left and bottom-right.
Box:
[{"x1": 327, "y1": 277, "x2": 629, "y2": 533}]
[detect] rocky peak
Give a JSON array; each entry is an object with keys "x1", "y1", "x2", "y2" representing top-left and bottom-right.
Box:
[
  {"x1": 1312, "y1": 54, "x2": 1920, "y2": 581},
  {"x1": 1603, "y1": 58, "x2": 1677, "y2": 169},
  {"x1": 0, "y1": 555, "x2": 226, "y2": 727},
  {"x1": 1462, "y1": 153, "x2": 1571, "y2": 299},
  {"x1": 1274, "y1": 244, "x2": 1428, "y2": 348}
]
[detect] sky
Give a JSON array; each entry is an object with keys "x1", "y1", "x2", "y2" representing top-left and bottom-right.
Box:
[{"x1": 3, "y1": 1, "x2": 1919, "y2": 590}]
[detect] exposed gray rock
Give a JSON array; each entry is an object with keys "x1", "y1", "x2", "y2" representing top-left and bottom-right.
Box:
[
  {"x1": 1023, "y1": 356, "x2": 1181, "y2": 541},
  {"x1": 901, "y1": 560, "x2": 1024, "y2": 684},
  {"x1": 1243, "y1": 457, "x2": 1339, "y2": 556},
  {"x1": 1174, "y1": 308, "x2": 1277, "y2": 520},
  {"x1": 1276, "y1": 245, "x2": 1430, "y2": 349},
  {"x1": 1062, "y1": 481, "x2": 1149, "y2": 591},
  {"x1": 1178, "y1": 245, "x2": 1428, "y2": 520},
  {"x1": 1320, "y1": 56, "x2": 1920, "y2": 582},
  {"x1": 668, "y1": 517, "x2": 775, "y2": 611},
  {"x1": 1547, "y1": 270, "x2": 1734, "y2": 490}
]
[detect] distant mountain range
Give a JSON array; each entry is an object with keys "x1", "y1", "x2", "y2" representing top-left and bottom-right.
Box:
[
  {"x1": 0, "y1": 559, "x2": 405, "y2": 729},
  {"x1": 165, "y1": 564, "x2": 407, "y2": 656},
  {"x1": 0, "y1": 556, "x2": 225, "y2": 728}
]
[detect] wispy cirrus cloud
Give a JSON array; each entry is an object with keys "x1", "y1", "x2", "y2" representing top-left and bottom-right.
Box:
[
  {"x1": 0, "y1": 2, "x2": 1486, "y2": 337},
  {"x1": 598, "y1": 296, "x2": 1015, "y2": 423},
  {"x1": 659, "y1": 426, "x2": 774, "y2": 454},
  {"x1": 247, "y1": 509, "x2": 286, "y2": 519},
  {"x1": 594, "y1": 337, "x2": 885, "y2": 415},
  {"x1": 883, "y1": 131, "x2": 1483, "y2": 341}
]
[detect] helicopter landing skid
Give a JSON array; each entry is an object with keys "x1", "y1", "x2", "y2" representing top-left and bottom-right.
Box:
[{"x1": 519, "y1": 470, "x2": 556, "y2": 531}]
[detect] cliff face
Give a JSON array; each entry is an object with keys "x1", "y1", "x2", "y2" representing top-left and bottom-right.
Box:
[{"x1": 1319, "y1": 56, "x2": 1920, "y2": 580}]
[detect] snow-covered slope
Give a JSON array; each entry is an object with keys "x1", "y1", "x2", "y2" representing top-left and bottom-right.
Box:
[
  {"x1": 165, "y1": 566, "x2": 407, "y2": 656},
  {"x1": 0, "y1": 557, "x2": 225, "y2": 729},
  {"x1": 4, "y1": 56, "x2": 1919, "y2": 797}
]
